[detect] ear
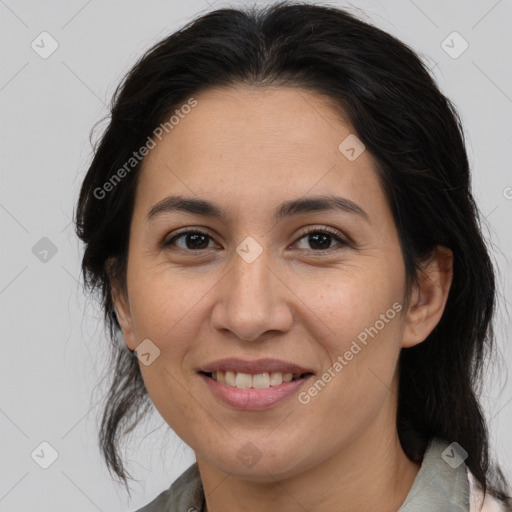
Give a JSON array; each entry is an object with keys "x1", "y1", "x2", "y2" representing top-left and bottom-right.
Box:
[
  {"x1": 106, "y1": 257, "x2": 137, "y2": 351},
  {"x1": 401, "y1": 246, "x2": 453, "y2": 348}
]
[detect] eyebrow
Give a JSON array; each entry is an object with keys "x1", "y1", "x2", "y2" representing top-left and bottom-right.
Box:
[{"x1": 146, "y1": 194, "x2": 370, "y2": 224}]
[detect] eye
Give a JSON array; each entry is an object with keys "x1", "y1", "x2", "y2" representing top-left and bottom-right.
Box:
[
  {"x1": 163, "y1": 228, "x2": 217, "y2": 251},
  {"x1": 162, "y1": 226, "x2": 349, "y2": 253},
  {"x1": 293, "y1": 226, "x2": 348, "y2": 252}
]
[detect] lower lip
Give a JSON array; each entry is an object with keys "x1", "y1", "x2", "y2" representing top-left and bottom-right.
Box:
[{"x1": 199, "y1": 373, "x2": 313, "y2": 410}]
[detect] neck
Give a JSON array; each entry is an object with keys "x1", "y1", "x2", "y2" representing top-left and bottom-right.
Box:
[{"x1": 197, "y1": 396, "x2": 421, "y2": 512}]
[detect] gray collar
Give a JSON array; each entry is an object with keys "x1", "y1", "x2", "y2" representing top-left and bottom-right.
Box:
[{"x1": 398, "y1": 437, "x2": 470, "y2": 511}]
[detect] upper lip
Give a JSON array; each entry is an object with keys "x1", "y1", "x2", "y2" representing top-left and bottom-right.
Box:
[{"x1": 198, "y1": 358, "x2": 314, "y2": 375}]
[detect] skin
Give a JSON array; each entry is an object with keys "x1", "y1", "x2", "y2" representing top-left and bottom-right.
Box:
[{"x1": 111, "y1": 86, "x2": 453, "y2": 512}]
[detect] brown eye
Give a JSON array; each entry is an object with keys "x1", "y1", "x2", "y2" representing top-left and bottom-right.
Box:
[
  {"x1": 164, "y1": 229, "x2": 215, "y2": 251},
  {"x1": 163, "y1": 226, "x2": 348, "y2": 254},
  {"x1": 294, "y1": 227, "x2": 348, "y2": 252}
]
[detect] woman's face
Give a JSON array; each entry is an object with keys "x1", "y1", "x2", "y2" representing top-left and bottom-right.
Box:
[{"x1": 113, "y1": 85, "x2": 413, "y2": 480}]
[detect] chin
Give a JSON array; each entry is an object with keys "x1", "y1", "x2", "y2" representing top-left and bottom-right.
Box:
[{"x1": 201, "y1": 447, "x2": 311, "y2": 483}]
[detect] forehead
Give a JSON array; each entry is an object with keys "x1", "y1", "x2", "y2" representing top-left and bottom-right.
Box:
[
  {"x1": 135, "y1": 86, "x2": 387, "y2": 222},
  {"x1": 147, "y1": 85, "x2": 355, "y2": 164}
]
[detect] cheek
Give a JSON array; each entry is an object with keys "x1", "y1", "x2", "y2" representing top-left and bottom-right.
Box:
[
  {"x1": 127, "y1": 263, "x2": 217, "y2": 353},
  {"x1": 305, "y1": 262, "x2": 405, "y2": 402},
  {"x1": 309, "y1": 262, "x2": 404, "y2": 342}
]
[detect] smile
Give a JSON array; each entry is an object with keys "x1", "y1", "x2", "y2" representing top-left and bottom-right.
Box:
[
  {"x1": 198, "y1": 371, "x2": 314, "y2": 410},
  {"x1": 202, "y1": 370, "x2": 311, "y2": 389}
]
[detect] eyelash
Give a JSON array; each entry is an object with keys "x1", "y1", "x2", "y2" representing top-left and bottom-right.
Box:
[{"x1": 162, "y1": 226, "x2": 349, "y2": 254}]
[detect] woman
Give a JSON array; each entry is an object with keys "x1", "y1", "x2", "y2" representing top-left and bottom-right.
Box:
[{"x1": 74, "y1": 2, "x2": 511, "y2": 511}]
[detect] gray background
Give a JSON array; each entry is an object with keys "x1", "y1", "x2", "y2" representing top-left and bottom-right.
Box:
[{"x1": 1, "y1": 0, "x2": 511, "y2": 510}]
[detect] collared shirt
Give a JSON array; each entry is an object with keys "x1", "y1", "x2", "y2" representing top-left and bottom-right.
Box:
[{"x1": 134, "y1": 437, "x2": 507, "y2": 511}]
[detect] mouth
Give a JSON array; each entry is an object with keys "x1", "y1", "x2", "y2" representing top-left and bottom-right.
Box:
[
  {"x1": 198, "y1": 369, "x2": 315, "y2": 410},
  {"x1": 197, "y1": 358, "x2": 315, "y2": 409},
  {"x1": 199, "y1": 370, "x2": 314, "y2": 390}
]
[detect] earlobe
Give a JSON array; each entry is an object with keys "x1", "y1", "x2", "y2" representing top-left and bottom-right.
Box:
[
  {"x1": 111, "y1": 289, "x2": 138, "y2": 351},
  {"x1": 401, "y1": 246, "x2": 453, "y2": 349},
  {"x1": 106, "y1": 257, "x2": 137, "y2": 351}
]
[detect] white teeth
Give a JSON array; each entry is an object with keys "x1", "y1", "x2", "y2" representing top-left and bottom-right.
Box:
[
  {"x1": 225, "y1": 371, "x2": 236, "y2": 386},
  {"x1": 252, "y1": 373, "x2": 270, "y2": 389},
  {"x1": 235, "y1": 372, "x2": 252, "y2": 388},
  {"x1": 269, "y1": 372, "x2": 283, "y2": 386},
  {"x1": 211, "y1": 371, "x2": 297, "y2": 389}
]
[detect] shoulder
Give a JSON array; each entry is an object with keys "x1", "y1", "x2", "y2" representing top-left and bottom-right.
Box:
[
  {"x1": 468, "y1": 468, "x2": 510, "y2": 512},
  {"x1": 132, "y1": 463, "x2": 204, "y2": 512}
]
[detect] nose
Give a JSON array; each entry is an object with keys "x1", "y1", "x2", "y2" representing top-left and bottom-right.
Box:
[{"x1": 210, "y1": 246, "x2": 293, "y2": 342}]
